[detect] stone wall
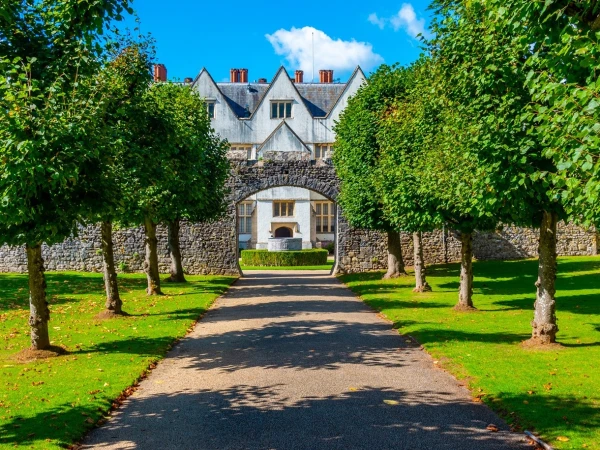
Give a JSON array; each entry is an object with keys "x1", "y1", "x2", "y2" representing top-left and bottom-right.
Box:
[{"x1": 0, "y1": 159, "x2": 597, "y2": 275}]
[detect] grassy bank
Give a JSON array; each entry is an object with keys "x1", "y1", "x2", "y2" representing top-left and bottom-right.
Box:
[
  {"x1": 340, "y1": 256, "x2": 600, "y2": 449},
  {"x1": 0, "y1": 272, "x2": 236, "y2": 449}
]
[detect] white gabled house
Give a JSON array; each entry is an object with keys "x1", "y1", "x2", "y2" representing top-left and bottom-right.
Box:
[{"x1": 188, "y1": 66, "x2": 366, "y2": 250}]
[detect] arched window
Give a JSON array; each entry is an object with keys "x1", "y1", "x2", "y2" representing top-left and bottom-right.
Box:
[{"x1": 274, "y1": 227, "x2": 293, "y2": 238}]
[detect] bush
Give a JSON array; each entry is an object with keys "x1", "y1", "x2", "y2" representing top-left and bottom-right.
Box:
[
  {"x1": 325, "y1": 242, "x2": 335, "y2": 254},
  {"x1": 240, "y1": 249, "x2": 328, "y2": 267}
]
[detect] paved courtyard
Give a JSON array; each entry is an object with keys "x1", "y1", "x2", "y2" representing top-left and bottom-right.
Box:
[{"x1": 83, "y1": 271, "x2": 527, "y2": 449}]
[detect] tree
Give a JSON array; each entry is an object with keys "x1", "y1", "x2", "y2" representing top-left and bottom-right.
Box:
[
  {"x1": 429, "y1": 0, "x2": 566, "y2": 340},
  {"x1": 88, "y1": 38, "x2": 155, "y2": 316},
  {"x1": 333, "y1": 65, "x2": 411, "y2": 279},
  {"x1": 154, "y1": 83, "x2": 229, "y2": 283},
  {"x1": 0, "y1": 0, "x2": 132, "y2": 351}
]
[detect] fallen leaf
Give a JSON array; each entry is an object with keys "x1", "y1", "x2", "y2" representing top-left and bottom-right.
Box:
[
  {"x1": 486, "y1": 424, "x2": 499, "y2": 432},
  {"x1": 383, "y1": 399, "x2": 399, "y2": 405},
  {"x1": 556, "y1": 436, "x2": 569, "y2": 442},
  {"x1": 85, "y1": 418, "x2": 94, "y2": 424}
]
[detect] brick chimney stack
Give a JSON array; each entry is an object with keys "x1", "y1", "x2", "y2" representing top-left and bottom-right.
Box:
[
  {"x1": 295, "y1": 70, "x2": 304, "y2": 83},
  {"x1": 319, "y1": 70, "x2": 333, "y2": 83},
  {"x1": 153, "y1": 64, "x2": 167, "y2": 82},
  {"x1": 230, "y1": 69, "x2": 240, "y2": 83}
]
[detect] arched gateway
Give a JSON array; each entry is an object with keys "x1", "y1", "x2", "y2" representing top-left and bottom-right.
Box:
[{"x1": 203, "y1": 159, "x2": 380, "y2": 276}]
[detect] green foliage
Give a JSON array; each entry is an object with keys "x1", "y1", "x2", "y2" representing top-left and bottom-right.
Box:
[
  {"x1": 0, "y1": 0, "x2": 133, "y2": 246},
  {"x1": 118, "y1": 261, "x2": 129, "y2": 273},
  {"x1": 332, "y1": 65, "x2": 411, "y2": 231},
  {"x1": 340, "y1": 256, "x2": 600, "y2": 449},
  {"x1": 325, "y1": 241, "x2": 335, "y2": 254},
  {"x1": 0, "y1": 272, "x2": 235, "y2": 449},
  {"x1": 491, "y1": 0, "x2": 600, "y2": 226},
  {"x1": 240, "y1": 249, "x2": 328, "y2": 267}
]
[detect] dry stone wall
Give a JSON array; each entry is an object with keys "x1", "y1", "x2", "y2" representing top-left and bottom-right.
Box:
[{"x1": 0, "y1": 160, "x2": 597, "y2": 274}]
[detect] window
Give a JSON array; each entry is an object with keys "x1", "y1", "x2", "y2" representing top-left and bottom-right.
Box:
[
  {"x1": 315, "y1": 201, "x2": 335, "y2": 233},
  {"x1": 271, "y1": 101, "x2": 292, "y2": 119},
  {"x1": 231, "y1": 145, "x2": 252, "y2": 159},
  {"x1": 273, "y1": 201, "x2": 294, "y2": 217},
  {"x1": 315, "y1": 144, "x2": 334, "y2": 160},
  {"x1": 205, "y1": 100, "x2": 215, "y2": 119},
  {"x1": 238, "y1": 202, "x2": 253, "y2": 233}
]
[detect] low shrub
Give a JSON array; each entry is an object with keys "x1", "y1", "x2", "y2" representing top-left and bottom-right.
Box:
[{"x1": 241, "y1": 249, "x2": 328, "y2": 267}]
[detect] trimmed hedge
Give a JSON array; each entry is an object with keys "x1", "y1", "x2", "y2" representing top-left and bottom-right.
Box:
[{"x1": 240, "y1": 249, "x2": 328, "y2": 267}]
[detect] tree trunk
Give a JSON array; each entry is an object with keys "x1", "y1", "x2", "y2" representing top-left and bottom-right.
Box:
[
  {"x1": 455, "y1": 231, "x2": 475, "y2": 311},
  {"x1": 26, "y1": 244, "x2": 51, "y2": 350},
  {"x1": 527, "y1": 211, "x2": 559, "y2": 345},
  {"x1": 101, "y1": 221, "x2": 123, "y2": 314},
  {"x1": 167, "y1": 219, "x2": 186, "y2": 282},
  {"x1": 383, "y1": 230, "x2": 406, "y2": 279},
  {"x1": 412, "y1": 232, "x2": 432, "y2": 292},
  {"x1": 144, "y1": 216, "x2": 163, "y2": 295}
]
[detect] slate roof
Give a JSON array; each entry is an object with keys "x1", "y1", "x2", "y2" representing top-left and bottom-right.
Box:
[{"x1": 216, "y1": 81, "x2": 347, "y2": 119}]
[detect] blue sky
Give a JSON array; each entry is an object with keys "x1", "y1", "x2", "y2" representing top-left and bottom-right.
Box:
[{"x1": 122, "y1": 0, "x2": 433, "y2": 82}]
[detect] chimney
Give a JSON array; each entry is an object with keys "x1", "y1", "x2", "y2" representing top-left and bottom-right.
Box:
[
  {"x1": 258, "y1": 77, "x2": 268, "y2": 83},
  {"x1": 295, "y1": 70, "x2": 304, "y2": 83},
  {"x1": 153, "y1": 64, "x2": 167, "y2": 82},
  {"x1": 184, "y1": 77, "x2": 193, "y2": 84},
  {"x1": 319, "y1": 69, "x2": 334, "y2": 83},
  {"x1": 240, "y1": 68, "x2": 248, "y2": 83},
  {"x1": 328, "y1": 70, "x2": 334, "y2": 83},
  {"x1": 230, "y1": 68, "x2": 240, "y2": 83}
]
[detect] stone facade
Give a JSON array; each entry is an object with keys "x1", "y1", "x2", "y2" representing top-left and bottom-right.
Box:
[{"x1": 0, "y1": 160, "x2": 597, "y2": 275}]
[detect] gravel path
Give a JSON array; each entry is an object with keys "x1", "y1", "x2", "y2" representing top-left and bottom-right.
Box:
[{"x1": 82, "y1": 270, "x2": 527, "y2": 449}]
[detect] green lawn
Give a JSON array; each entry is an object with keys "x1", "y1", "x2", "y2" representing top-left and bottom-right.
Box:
[
  {"x1": 340, "y1": 256, "x2": 600, "y2": 449},
  {"x1": 0, "y1": 272, "x2": 236, "y2": 449}
]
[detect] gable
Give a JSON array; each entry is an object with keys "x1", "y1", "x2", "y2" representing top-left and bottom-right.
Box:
[{"x1": 258, "y1": 121, "x2": 310, "y2": 154}]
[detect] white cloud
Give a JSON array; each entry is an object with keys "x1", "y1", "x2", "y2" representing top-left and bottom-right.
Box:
[
  {"x1": 265, "y1": 26, "x2": 383, "y2": 77},
  {"x1": 369, "y1": 3, "x2": 431, "y2": 40},
  {"x1": 368, "y1": 13, "x2": 386, "y2": 30}
]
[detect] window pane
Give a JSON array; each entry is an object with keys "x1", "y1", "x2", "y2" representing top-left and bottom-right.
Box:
[
  {"x1": 246, "y1": 217, "x2": 252, "y2": 233},
  {"x1": 281, "y1": 202, "x2": 287, "y2": 216},
  {"x1": 288, "y1": 202, "x2": 294, "y2": 215},
  {"x1": 323, "y1": 217, "x2": 328, "y2": 232},
  {"x1": 316, "y1": 217, "x2": 321, "y2": 233},
  {"x1": 279, "y1": 103, "x2": 284, "y2": 118},
  {"x1": 285, "y1": 102, "x2": 291, "y2": 117},
  {"x1": 316, "y1": 203, "x2": 321, "y2": 215},
  {"x1": 247, "y1": 148, "x2": 252, "y2": 159},
  {"x1": 272, "y1": 103, "x2": 277, "y2": 118},
  {"x1": 274, "y1": 202, "x2": 280, "y2": 216},
  {"x1": 323, "y1": 203, "x2": 328, "y2": 215}
]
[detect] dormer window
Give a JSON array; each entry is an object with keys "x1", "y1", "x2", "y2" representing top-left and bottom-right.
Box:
[
  {"x1": 205, "y1": 100, "x2": 215, "y2": 119},
  {"x1": 271, "y1": 101, "x2": 292, "y2": 119}
]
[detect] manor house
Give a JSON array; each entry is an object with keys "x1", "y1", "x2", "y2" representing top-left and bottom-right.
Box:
[{"x1": 188, "y1": 66, "x2": 366, "y2": 250}]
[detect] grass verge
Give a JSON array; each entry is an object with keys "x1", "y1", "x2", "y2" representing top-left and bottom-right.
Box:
[
  {"x1": 339, "y1": 256, "x2": 600, "y2": 450},
  {"x1": 0, "y1": 272, "x2": 236, "y2": 449}
]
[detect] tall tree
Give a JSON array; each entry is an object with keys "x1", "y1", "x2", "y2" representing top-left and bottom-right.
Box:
[
  {"x1": 0, "y1": 0, "x2": 132, "y2": 351},
  {"x1": 333, "y1": 65, "x2": 410, "y2": 279},
  {"x1": 88, "y1": 37, "x2": 155, "y2": 315},
  {"x1": 155, "y1": 83, "x2": 229, "y2": 283},
  {"x1": 429, "y1": 0, "x2": 566, "y2": 340}
]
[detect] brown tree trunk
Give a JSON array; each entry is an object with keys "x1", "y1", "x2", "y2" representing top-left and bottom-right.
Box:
[
  {"x1": 26, "y1": 244, "x2": 51, "y2": 350},
  {"x1": 412, "y1": 232, "x2": 432, "y2": 292},
  {"x1": 144, "y1": 216, "x2": 163, "y2": 295},
  {"x1": 166, "y1": 219, "x2": 186, "y2": 282},
  {"x1": 383, "y1": 230, "x2": 406, "y2": 279},
  {"x1": 455, "y1": 231, "x2": 475, "y2": 311},
  {"x1": 526, "y1": 211, "x2": 559, "y2": 345},
  {"x1": 101, "y1": 221, "x2": 123, "y2": 314}
]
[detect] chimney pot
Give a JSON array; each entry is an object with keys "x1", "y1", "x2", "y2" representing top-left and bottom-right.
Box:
[
  {"x1": 258, "y1": 77, "x2": 268, "y2": 83},
  {"x1": 240, "y1": 68, "x2": 248, "y2": 83},
  {"x1": 295, "y1": 70, "x2": 304, "y2": 83},
  {"x1": 153, "y1": 64, "x2": 167, "y2": 82},
  {"x1": 184, "y1": 77, "x2": 193, "y2": 84},
  {"x1": 319, "y1": 69, "x2": 333, "y2": 83},
  {"x1": 230, "y1": 68, "x2": 240, "y2": 83}
]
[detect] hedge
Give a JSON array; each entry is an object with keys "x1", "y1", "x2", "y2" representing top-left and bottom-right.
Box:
[{"x1": 240, "y1": 249, "x2": 328, "y2": 267}]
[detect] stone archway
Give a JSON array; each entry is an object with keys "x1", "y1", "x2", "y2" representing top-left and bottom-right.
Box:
[
  {"x1": 187, "y1": 160, "x2": 388, "y2": 276},
  {"x1": 274, "y1": 227, "x2": 293, "y2": 238}
]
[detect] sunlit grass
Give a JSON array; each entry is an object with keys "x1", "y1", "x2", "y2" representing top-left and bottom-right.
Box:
[
  {"x1": 0, "y1": 272, "x2": 236, "y2": 449},
  {"x1": 340, "y1": 256, "x2": 600, "y2": 450}
]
